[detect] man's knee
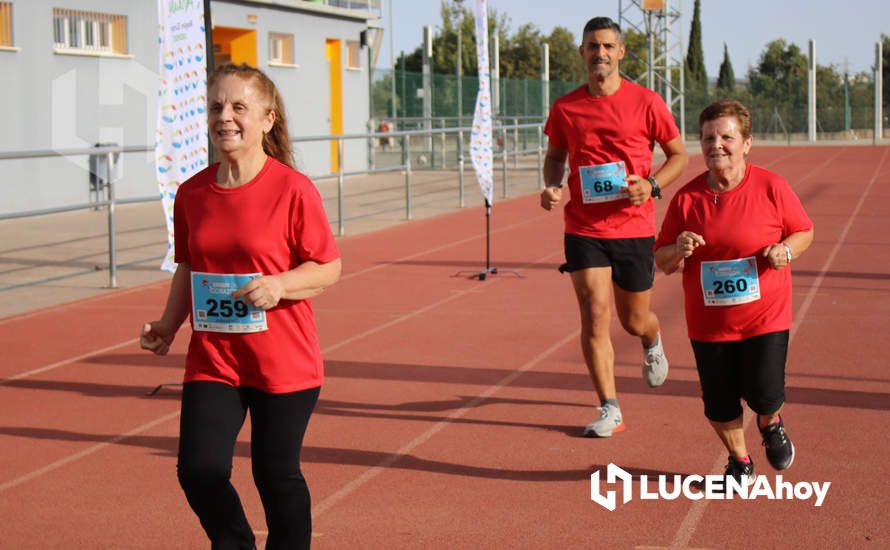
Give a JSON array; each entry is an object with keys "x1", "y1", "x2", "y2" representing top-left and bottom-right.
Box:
[
  {"x1": 618, "y1": 311, "x2": 649, "y2": 337},
  {"x1": 578, "y1": 294, "x2": 610, "y2": 331}
]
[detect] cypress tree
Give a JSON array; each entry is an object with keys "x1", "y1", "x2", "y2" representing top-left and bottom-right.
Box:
[
  {"x1": 716, "y1": 42, "x2": 736, "y2": 92},
  {"x1": 685, "y1": 0, "x2": 707, "y2": 102}
]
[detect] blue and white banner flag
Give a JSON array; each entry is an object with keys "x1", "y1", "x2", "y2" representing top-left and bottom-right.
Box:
[
  {"x1": 156, "y1": 0, "x2": 209, "y2": 271},
  {"x1": 470, "y1": 0, "x2": 494, "y2": 205}
]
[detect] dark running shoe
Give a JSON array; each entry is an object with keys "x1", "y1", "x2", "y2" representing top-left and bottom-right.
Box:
[
  {"x1": 760, "y1": 416, "x2": 795, "y2": 470},
  {"x1": 724, "y1": 455, "x2": 755, "y2": 487}
]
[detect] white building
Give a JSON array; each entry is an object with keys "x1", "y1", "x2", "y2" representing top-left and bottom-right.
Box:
[{"x1": 0, "y1": 0, "x2": 381, "y2": 214}]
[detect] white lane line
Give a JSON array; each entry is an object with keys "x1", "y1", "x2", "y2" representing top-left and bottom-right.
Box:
[
  {"x1": 0, "y1": 218, "x2": 560, "y2": 494},
  {"x1": 312, "y1": 329, "x2": 581, "y2": 518},
  {"x1": 669, "y1": 147, "x2": 888, "y2": 550},
  {"x1": 0, "y1": 410, "x2": 181, "y2": 493},
  {"x1": 0, "y1": 210, "x2": 552, "y2": 384},
  {"x1": 0, "y1": 338, "x2": 138, "y2": 386}
]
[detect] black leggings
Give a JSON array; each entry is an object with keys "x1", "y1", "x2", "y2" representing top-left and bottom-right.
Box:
[{"x1": 177, "y1": 381, "x2": 320, "y2": 550}]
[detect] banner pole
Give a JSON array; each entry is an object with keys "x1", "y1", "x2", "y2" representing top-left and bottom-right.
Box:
[{"x1": 203, "y1": 0, "x2": 216, "y2": 165}]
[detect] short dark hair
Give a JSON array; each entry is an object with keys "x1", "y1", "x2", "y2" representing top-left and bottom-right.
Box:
[
  {"x1": 699, "y1": 99, "x2": 753, "y2": 139},
  {"x1": 582, "y1": 17, "x2": 621, "y2": 38}
]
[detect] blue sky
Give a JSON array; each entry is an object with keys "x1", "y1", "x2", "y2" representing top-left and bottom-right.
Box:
[{"x1": 377, "y1": 0, "x2": 888, "y2": 78}]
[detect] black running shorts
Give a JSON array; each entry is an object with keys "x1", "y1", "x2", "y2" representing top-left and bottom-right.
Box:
[
  {"x1": 560, "y1": 233, "x2": 655, "y2": 292},
  {"x1": 691, "y1": 330, "x2": 790, "y2": 422}
]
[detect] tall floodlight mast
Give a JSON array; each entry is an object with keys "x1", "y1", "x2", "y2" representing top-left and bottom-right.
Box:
[{"x1": 618, "y1": 0, "x2": 686, "y2": 138}]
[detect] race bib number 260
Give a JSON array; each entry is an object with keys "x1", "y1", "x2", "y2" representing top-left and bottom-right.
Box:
[
  {"x1": 700, "y1": 257, "x2": 761, "y2": 307},
  {"x1": 190, "y1": 272, "x2": 268, "y2": 333}
]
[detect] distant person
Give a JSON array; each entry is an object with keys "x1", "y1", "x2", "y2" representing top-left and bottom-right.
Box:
[
  {"x1": 140, "y1": 63, "x2": 341, "y2": 549},
  {"x1": 541, "y1": 16, "x2": 688, "y2": 437},
  {"x1": 654, "y1": 99, "x2": 814, "y2": 484},
  {"x1": 378, "y1": 119, "x2": 392, "y2": 150}
]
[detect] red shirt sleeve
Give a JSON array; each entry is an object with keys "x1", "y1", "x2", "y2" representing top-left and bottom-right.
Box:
[
  {"x1": 774, "y1": 176, "x2": 814, "y2": 236},
  {"x1": 544, "y1": 101, "x2": 567, "y2": 150},
  {"x1": 655, "y1": 188, "x2": 686, "y2": 251},
  {"x1": 647, "y1": 92, "x2": 680, "y2": 147},
  {"x1": 292, "y1": 176, "x2": 340, "y2": 264}
]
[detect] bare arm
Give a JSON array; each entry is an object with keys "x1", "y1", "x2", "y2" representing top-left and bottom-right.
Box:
[
  {"x1": 626, "y1": 136, "x2": 689, "y2": 205},
  {"x1": 540, "y1": 143, "x2": 568, "y2": 210},
  {"x1": 655, "y1": 231, "x2": 705, "y2": 275},
  {"x1": 652, "y1": 136, "x2": 689, "y2": 190},
  {"x1": 140, "y1": 262, "x2": 192, "y2": 355},
  {"x1": 232, "y1": 258, "x2": 342, "y2": 310}
]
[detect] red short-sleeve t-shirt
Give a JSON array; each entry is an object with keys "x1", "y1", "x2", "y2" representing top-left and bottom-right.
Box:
[
  {"x1": 544, "y1": 80, "x2": 680, "y2": 238},
  {"x1": 654, "y1": 164, "x2": 813, "y2": 341},
  {"x1": 173, "y1": 157, "x2": 340, "y2": 393}
]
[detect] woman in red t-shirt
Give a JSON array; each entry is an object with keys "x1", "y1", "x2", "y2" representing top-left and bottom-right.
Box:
[
  {"x1": 140, "y1": 64, "x2": 341, "y2": 549},
  {"x1": 654, "y1": 100, "x2": 814, "y2": 485}
]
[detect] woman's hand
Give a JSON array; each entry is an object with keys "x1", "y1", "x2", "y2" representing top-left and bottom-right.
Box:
[
  {"x1": 676, "y1": 231, "x2": 706, "y2": 258},
  {"x1": 232, "y1": 274, "x2": 285, "y2": 311},
  {"x1": 763, "y1": 242, "x2": 792, "y2": 270},
  {"x1": 140, "y1": 320, "x2": 177, "y2": 356}
]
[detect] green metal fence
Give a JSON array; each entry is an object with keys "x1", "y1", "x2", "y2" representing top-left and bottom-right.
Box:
[{"x1": 374, "y1": 69, "x2": 887, "y2": 141}]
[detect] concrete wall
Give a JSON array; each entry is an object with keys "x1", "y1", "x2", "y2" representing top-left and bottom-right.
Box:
[{"x1": 0, "y1": 0, "x2": 375, "y2": 215}]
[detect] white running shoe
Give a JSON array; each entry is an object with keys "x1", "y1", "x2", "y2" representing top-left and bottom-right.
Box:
[
  {"x1": 642, "y1": 334, "x2": 669, "y2": 388},
  {"x1": 583, "y1": 403, "x2": 626, "y2": 437}
]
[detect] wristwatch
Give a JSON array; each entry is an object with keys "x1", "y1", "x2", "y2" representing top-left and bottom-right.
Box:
[
  {"x1": 646, "y1": 176, "x2": 662, "y2": 199},
  {"x1": 781, "y1": 243, "x2": 793, "y2": 264}
]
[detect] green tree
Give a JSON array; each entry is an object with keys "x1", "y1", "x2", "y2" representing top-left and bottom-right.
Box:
[
  {"x1": 547, "y1": 26, "x2": 584, "y2": 83},
  {"x1": 716, "y1": 42, "x2": 735, "y2": 94},
  {"x1": 815, "y1": 64, "x2": 845, "y2": 132},
  {"x1": 685, "y1": 0, "x2": 707, "y2": 102},
  {"x1": 620, "y1": 27, "x2": 650, "y2": 83},
  {"x1": 501, "y1": 23, "x2": 542, "y2": 78},
  {"x1": 748, "y1": 39, "x2": 808, "y2": 131}
]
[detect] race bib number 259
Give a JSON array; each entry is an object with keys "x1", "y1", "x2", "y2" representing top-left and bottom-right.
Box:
[{"x1": 190, "y1": 272, "x2": 268, "y2": 333}]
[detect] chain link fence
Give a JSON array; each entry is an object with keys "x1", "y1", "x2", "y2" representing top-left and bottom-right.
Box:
[{"x1": 375, "y1": 68, "x2": 887, "y2": 143}]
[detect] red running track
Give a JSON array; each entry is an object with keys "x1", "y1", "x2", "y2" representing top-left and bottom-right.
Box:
[{"x1": 1, "y1": 146, "x2": 889, "y2": 549}]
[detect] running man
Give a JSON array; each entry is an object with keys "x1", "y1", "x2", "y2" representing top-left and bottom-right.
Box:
[{"x1": 541, "y1": 17, "x2": 688, "y2": 437}]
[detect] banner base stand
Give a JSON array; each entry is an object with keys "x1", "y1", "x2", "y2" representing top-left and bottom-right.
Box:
[{"x1": 453, "y1": 200, "x2": 524, "y2": 281}]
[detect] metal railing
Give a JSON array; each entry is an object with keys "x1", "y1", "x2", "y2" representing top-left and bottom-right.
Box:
[{"x1": 0, "y1": 121, "x2": 546, "y2": 291}]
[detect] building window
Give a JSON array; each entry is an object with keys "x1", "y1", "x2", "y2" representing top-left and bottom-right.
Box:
[
  {"x1": 346, "y1": 39, "x2": 360, "y2": 69},
  {"x1": 0, "y1": 2, "x2": 13, "y2": 47},
  {"x1": 269, "y1": 32, "x2": 293, "y2": 65},
  {"x1": 52, "y1": 8, "x2": 127, "y2": 55}
]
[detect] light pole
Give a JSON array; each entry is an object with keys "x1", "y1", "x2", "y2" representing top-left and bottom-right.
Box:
[
  {"x1": 455, "y1": 0, "x2": 463, "y2": 122},
  {"x1": 388, "y1": 0, "x2": 396, "y2": 122}
]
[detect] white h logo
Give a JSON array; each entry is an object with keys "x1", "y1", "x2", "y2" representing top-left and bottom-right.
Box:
[{"x1": 590, "y1": 463, "x2": 634, "y2": 511}]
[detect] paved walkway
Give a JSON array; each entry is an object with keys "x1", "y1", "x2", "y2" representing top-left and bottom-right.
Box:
[{"x1": 0, "y1": 159, "x2": 545, "y2": 319}]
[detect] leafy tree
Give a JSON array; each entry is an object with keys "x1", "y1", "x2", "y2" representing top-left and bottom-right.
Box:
[
  {"x1": 620, "y1": 28, "x2": 651, "y2": 83},
  {"x1": 396, "y1": 1, "x2": 510, "y2": 75},
  {"x1": 748, "y1": 39, "x2": 807, "y2": 103},
  {"x1": 546, "y1": 26, "x2": 585, "y2": 83},
  {"x1": 685, "y1": 0, "x2": 707, "y2": 102},
  {"x1": 815, "y1": 64, "x2": 844, "y2": 131},
  {"x1": 501, "y1": 23, "x2": 542, "y2": 78},
  {"x1": 716, "y1": 43, "x2": 735, "y2": 93}
]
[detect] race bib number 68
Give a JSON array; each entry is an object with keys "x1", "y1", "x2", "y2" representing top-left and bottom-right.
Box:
[{"x1": 579, "y1": 161, "x2": 628, "y2": 204}]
